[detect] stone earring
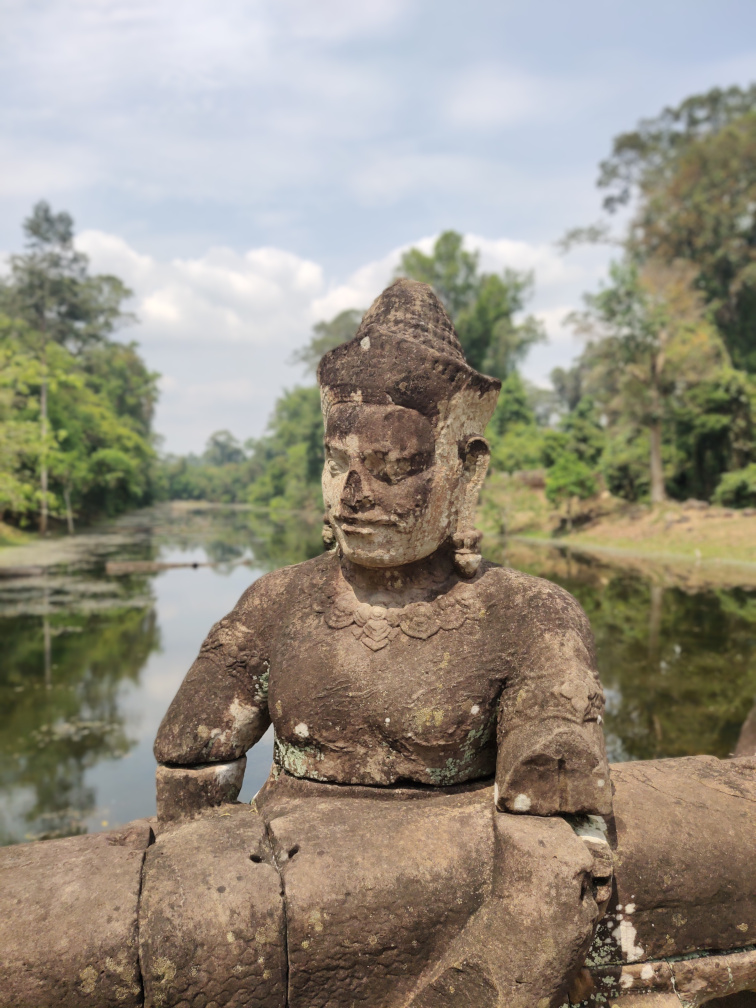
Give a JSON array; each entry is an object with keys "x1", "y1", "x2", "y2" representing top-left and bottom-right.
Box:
[
  {"x1": 452, "y1": 528, "x2": 483, "y2": 578},
  {"x1": 322, "y1": 515, "x2": 337, "y2": 550}
]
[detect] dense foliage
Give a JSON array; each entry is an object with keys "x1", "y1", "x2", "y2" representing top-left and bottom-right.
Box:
[
  {"x1": 0, "y1": 203, "x2": 159, "y2": 530},
  {"x1": 556, "y1": 84, "x2": 756, "y2": 506}
]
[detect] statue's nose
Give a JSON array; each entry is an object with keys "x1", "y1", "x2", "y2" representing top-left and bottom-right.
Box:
[{"x1": 341, "y1": 468, "x2": 373, "y2": 510}]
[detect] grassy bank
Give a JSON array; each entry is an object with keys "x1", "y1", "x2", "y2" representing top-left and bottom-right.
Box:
[
  {"x1": 478, "y1": 470, "x2": 756, "y2": 588},
  {"x1": 0, "y1": 522, "x2": 30, "y2": 549}
]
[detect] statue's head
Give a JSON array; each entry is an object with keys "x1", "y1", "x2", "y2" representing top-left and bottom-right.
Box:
[{"x1": 317, "y1": 278, "x2": 501, "y2": 572}]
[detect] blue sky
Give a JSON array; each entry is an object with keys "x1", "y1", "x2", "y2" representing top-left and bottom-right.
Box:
[{"x1": 2, "y1": 0, "x2": 756, "y2": 452}]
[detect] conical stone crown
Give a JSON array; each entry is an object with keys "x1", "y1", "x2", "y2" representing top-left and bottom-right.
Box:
[
  {"x1": 317, "y1": 277, "x2": 500, "y2": 428},
  {"x1": 354, "y1": 278, "x2": 465, "y2": 361}
]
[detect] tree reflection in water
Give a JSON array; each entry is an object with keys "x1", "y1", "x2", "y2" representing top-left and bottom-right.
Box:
[{"x1": 0, "y1": 598, "x2": 159, "y2": 845}]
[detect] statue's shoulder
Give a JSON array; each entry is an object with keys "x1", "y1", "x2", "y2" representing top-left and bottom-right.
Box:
[
  {"x1": 475, "y1": 559, "x2": 589, "y2": 626},
  {"x1": 234, "y1": 551, "x2": 337, "y2": 619}
]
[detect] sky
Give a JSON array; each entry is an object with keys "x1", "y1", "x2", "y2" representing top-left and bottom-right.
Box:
[{"x1": 2, "y1": 0, "x2": 756, "y2": 453}]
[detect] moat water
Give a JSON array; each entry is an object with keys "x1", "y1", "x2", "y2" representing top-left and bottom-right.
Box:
[{"x1": 1, "y1": 504, "x2": 755, "y2": 845}]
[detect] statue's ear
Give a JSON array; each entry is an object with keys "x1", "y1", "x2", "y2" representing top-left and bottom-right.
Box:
[
  {"x1": 461, "y1": 436, "x2": 490, "y2": 492},
  {"x1": 453, "y1": 437, "x2": 490, "y2": 577},
  {"x1": 457, "y1": 435, "x2": 491, "y2": 524}
]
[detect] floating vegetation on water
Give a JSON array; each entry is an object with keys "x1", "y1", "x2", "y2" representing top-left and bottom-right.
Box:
[{"x1": 30, "y1": 718, "x2": 121, "y2": 747}]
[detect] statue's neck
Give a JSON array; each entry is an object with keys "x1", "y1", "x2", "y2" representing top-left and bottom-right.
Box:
[{"x1": 339, "y1": 547, "x2": 456, "y2": 607}]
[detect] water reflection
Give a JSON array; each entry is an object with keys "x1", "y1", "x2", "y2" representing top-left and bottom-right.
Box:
[
  {"x1": 0, "y1": 605, "x2": 159, "y2": 844},
  {"x1": 0, "y1": 504, "x2": 754, "y2": 846}
]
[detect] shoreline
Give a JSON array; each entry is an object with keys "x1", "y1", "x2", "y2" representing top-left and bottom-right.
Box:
[{"x1": 495, "y1": 534, "x2": 756, "y2": 591}]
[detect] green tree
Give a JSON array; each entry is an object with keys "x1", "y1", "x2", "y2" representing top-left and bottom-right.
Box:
[
  {"x1": 589, "y1": 85, "x2": 756, "y2": 372},
  {"x1": 397, "y1": 231, "x2": 480, "y2": 317},
  {"x1": 455, "y1": 271, "x2": 544, "y2": 377},
  {"x1": 559, "y1": 396, "x2": 606, "y2": 467},
  {"x1": 600, "y1": 428, "x2": 651, "y2": 502},
  {"x1": 551, "y1": 365, "x2": 584, "y2": 413},
  {"x1": 397, "y1": 230, "x2": 544, "y2": 379},
  {"x1": 713, "y1": 463, "x2": 756, "y2": 508},
  {"x1": 635, "y1": 112, "x2": 756, "y2": 372},
  {"x1": 1, "y1": 202, "x2": 133, "y2": 353},
  {"x1": 668, "y1": 368, "x2": 755, "y2": 500},
  {"x1": 247, "y1": 386, "x2": 325, "y2": 516},
  {"x1": 560, "y1": 84, "x2": 756, "y2": 504},
  {"x1": 203, "y1": 431, "x2": 246, "y2": 467},
  {"x1": 545, "y1": 454, "x2": 598, "y2": 531},
  {"x1": 573, "y1": 258, "x2": 727, "y2": 503},
  {"x1": 488, "y1": 372, "x2": 535, "y2": 437},
  {"x1": 597, "y1": 84, "x2": 756, "y2": 212},
  {"x1": 290, "y1": 309, "x2": 363, "y2": 375},
  {"x1": 0, "y1": 203, "x2": 158, "y2": 530}
]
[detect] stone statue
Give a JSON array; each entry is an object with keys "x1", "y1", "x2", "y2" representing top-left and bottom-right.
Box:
[
  {"x1": 155, "y1": 278, "x2": 612, "y2": 818},
  {"x1": 1, "y1": 280, "x2": 755, "y2": 1008}
]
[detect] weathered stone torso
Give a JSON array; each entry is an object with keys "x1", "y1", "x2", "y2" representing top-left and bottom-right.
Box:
[
  {"x1": 155, "y1": 549, "x2": 610, "y2": 816},
  {"x1": 268, "y1": 557, "x2": 505, "y2": 785}
]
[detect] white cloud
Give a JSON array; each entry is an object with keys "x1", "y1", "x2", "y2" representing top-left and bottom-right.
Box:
[
  {"x1": 469, "y1": 234, "x2": 569, "y2": 284},
  {"x1": 310, "y1": 242, "x2": 422, "y2": 319},
  {"x1": 78, "y1": 230, "x2": 330, "y2": 452},
  {"x1": 78, "y1": 231, "x2": 324, "y2": 347},
  {"x1": 533, "y1": 306, "x2": 579, "y2": 349}
]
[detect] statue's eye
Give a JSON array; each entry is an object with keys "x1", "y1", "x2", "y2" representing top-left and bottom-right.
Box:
[
  {"x1": 363, "y1": 451, "x2": 433, "y2": 484},
  {"x1": 325, "y1": 448, "x2": 348, "y2": 476}
]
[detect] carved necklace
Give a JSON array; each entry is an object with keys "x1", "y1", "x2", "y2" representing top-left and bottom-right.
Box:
[{"x1": 309, "y1": 568, "x2": 484, "y2": 651}]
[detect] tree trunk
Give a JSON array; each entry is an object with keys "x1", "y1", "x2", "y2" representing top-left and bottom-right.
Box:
[
  {"x1": 734, "y1": 699, "x2": 756, "y2": 758},
  {"x1": 63, "y1": 486, "x2": 74, "y2": 535},
  {"x1": 648, "y1": 583, "x2": 663, "y2": 665},
  {"x1": 43, "y1": 579, "x2": 52, "y2": 689},
  {"x1": 40, "y1": 365, "x2": 48, "y2": 536},
  {"x1": 649, "y1": 420, "x2": 666, "y2": 505}
]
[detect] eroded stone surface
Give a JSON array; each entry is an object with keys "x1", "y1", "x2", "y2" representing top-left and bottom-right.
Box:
[
  {"x1": 146, "y1": 278, "x2": 616, "y2": 1007},
  {"x1": 406, "y1": 811, "x2": 603, "y2": 1008},
  {"x1": 589, "y1": 756, "x2": 756, "y2": 964},
  {"x1": 257, "y1": 773, "x2": 495, "y2": 1008},
  {"x1": 139, "y1": 803, "x2": 285, "y2": 1008},
  {"x1": 154, "y1": 548, "x2": 611, "y2": 810},
  {"x1": 155, "y1": 757, "x2": 246, "y2": 824},
  {"x1": 0, "y1": 824, "x2": 149, "y2": 1007}
]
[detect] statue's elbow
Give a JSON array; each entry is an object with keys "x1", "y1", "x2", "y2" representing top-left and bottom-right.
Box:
[
  {"x1": 495, "y1": 722, "x2": 613, "y2": 817},
  {"x1": 154, "y1": 706, "x2": 270, "y2": 765}
]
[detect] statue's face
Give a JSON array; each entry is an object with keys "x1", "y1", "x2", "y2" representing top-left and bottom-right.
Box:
[{"x1": 323, "y1": 403, "x2": 461, "y2": 567}]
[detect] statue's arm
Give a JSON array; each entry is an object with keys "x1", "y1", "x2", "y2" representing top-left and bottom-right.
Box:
[
  {"x1": 153, "y1": 573, "x2": 279, "y2": 825},
  {"x1": 494, "y1": 578, "x2": 612, "y2": 818}
]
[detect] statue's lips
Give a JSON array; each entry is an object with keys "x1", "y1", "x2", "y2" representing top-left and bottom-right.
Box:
[{"x1": 336, "y1": 516, "x2": 404, "y2": 535}]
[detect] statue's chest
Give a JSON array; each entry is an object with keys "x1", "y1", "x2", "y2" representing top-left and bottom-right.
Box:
[{"x1": 267, "y1": 594, "x2": 504, "y2": 762}]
